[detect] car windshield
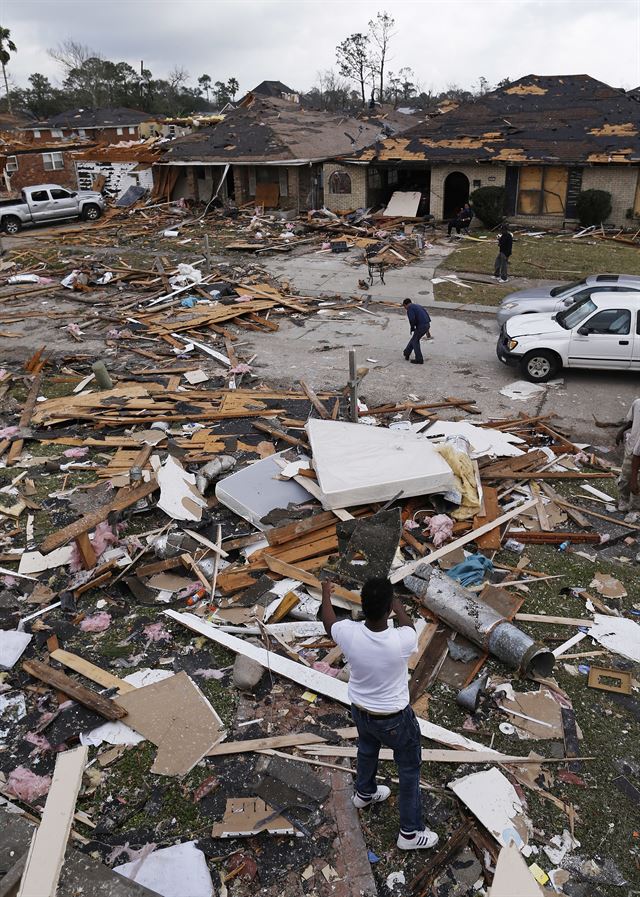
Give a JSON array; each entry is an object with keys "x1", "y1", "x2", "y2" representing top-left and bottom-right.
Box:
[
  {"x1": 556, "y1": 297, "x2": 597, "y2": 329},
  {"x1": 549, "y1": 280, "x2": 585, "y2": 298}
]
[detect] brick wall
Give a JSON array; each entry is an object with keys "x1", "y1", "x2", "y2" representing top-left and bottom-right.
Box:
[
  {"x1": 3, "y1": 151, "x2": 76, "y2": 193},
  {"x1": 581, "y1": 166, "x2": 640, "y2": 226},
  {"x1": 429, "y1": 163, "x2": 506, "y2": 220},
  {"x1": 28, "y1": 126, "x2": 141, "y2": 143},
  {"x1": 323, "y1": 163, "x2": 367, "y2": 211}
]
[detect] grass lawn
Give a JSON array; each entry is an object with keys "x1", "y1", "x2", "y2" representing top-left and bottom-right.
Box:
[
  {"x1": 441, "y1": 233, "x2": 640, "y2": 280},
  {"x1": 433, "y1": 279, "x2": 512, "y2": 306}
]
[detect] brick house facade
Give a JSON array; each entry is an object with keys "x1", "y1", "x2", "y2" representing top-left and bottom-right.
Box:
[
  {"x1": 1, "y1": 144, "x2": 82, "y2": 193},
  {"x1": 19, "y1": 108, "x2": 158, "y2": 146}
]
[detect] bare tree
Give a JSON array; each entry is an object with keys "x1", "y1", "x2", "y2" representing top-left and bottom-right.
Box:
[
  {"x1": 167, "y1": 65, "x2": 189, "y2": 91},
  {"x1": 336, "y1": 32, "x2": 372, "y2": 106},
  {"x1": 48, "y1": 39, "x2": 96, "y2": 76},
  {"x1": 368, "y1": 11, "x2": 395, "y2": 104}
]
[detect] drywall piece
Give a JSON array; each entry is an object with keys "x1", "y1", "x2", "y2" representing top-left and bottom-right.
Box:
[
  {"x1": 449, "y1": 767, "x2": 531, "y2": 847},
  {"x1": 589, "y1": 572, "x2": 627, "y2": 600},
  {"x1": 183, "y1": 369, "x2": 209, "y2": 385},
  {"x1": 0, "y1": 630, "x2": 32, "y2": 670},
  {"x1": 499, "y1": 381, "x2": 547, "y2": 402},
  {"x1": 490, "y1": 842, "x2": 544, "y2": 896},
  {"x1": 215, "y1": 451, "x2": 314, "y2": 529},
  {"x1": 553, "y1": 632, "x2": 587, "y2": 658},
  {"x1": 165, "y1": 610, "x2": 505, "y2": 755},
  {"x1": 18, "y1": 546, "x2": 74, "y2": 575},
  {"x1": 17, "y1": 745, "x2": 88, "y2": 897},
  {"x1": 417, "y1": 420, "x2": 525, "y2": 459},
  {"x1": 156, "y1": 455, "x2": 207, "y2": 522},
  {"x1": 581, "y1": 483, "x2": 614, "y2": 502},
  {"x1": 497, "y1": 686, "x2": 565, "y2": 740},
  {"x1": 114, "y1": 841, "x2": 214, "y2": 897},
  {"x1": 305, "y1": 419, "x2": 456, "y2": 510},
  {"x1": 590, "y1": 614, "x2": 640, "y2": 662},
  {"x1": 115, "y1": 671, "x2": 225, "y2": 775},
  {"x1": 211, "y1": 797, "x2": 301, "y2": 838},
  {"x1": 383, "y1": 190, "x2": 421, "y2": 217}
]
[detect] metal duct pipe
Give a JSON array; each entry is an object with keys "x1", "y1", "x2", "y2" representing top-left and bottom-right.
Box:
[{"x1": 404, "y1": 564, "x2": 554, "y2": 679}]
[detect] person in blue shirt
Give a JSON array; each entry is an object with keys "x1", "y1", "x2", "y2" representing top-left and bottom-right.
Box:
[{"x1": 402, "y1": 299, "x2": 431, "y2": 364}]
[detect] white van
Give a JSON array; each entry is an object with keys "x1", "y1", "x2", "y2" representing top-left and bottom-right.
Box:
[{"x1": 497, "y1": 292, "x2": 640, "y2": 382}]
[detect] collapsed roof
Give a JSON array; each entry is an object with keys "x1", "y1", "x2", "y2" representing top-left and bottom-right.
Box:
[
  {"x1": 22, "y1": 107, "x2": 159, "y2": 130},
  {"x1": 160, "y1": 94, "x2": 387, "y2": 164},
  {"x1": 350, "y1": 74, "x2": 640, "y2": 165}
]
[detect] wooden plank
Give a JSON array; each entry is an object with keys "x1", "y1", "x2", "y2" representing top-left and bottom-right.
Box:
[
  {"x1": 207, "y1": 732, "x2": 327, "y2": 756},
  {"x1": 299, "y1": 745, "x2": 541, "y2": 764},
  {"x1": 6, "y1": 372, "x2": 43, "y2": 467},
  {"x1": 252, "y1": 420, "x2": 306, "y2": 448},
  {"x1": 165, "y1": 610, "x2": 504, "y2": 755},
  {"x1": 540, "y1": 483, "x2": 590, "y2": 528},
  {"x1": 74, "y1": 532, "x2": 97, "y2": 570},
  {"x1": 39, "y1": 479, "x2": 158, "y2": 553},
  {"x1": 299, "y1": 380, "x2": 331, "y2": 419},
  {"x1": 263, "y1": 555, "x2": 361, "y2": 606},
  {"x1": 22, "y1": 660, "x2": 127, "y2": 720},
  {"x1": 515, "y1": 613, "x2": 594, "y2": 627},
  {"x1": 50, "y1": 649, "x2": 135, "y2": 695},
  {"x1": 17, "y1": 746, "x2": 88, "y2": 897},
  {"x1": 390, "y1": 498, "x2": 539, "y2": 584},
  {"x1": 266, "y1": 510, "x2": 338, "y2": 546},
  {"x1": 487, "y1": 471, "x2": 613, "y2": 480},
  {"x1": 472, "y1": 486, "x2": 501, "y2": 550},
  {"x1": 409, "y1": 624, "x2": 449, "y2": 701},
  {"x1": 554, "y1": 498, "x2": 640, "y2": 532}
]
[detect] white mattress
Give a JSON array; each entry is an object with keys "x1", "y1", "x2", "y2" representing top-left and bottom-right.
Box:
[{"x1": 305, "y1": 419, "x2": 456, "y2": 509}]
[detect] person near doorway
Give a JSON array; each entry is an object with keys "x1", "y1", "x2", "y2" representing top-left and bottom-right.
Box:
[
  {"x1": 494, "y1": 224, "x2": 513, "y2": 282},
  {"x1": 447, "y1": 202, "x2": 473, "y2": 237},
  {"x1": 616, "y1": 397, "x2": 640, "y2": 512},
  {"x1": 402, "y1": 298, "x2": 431, "y2": 364},
  {"x1": 320, "y1": 576, "x2": 439, "y2": 851}
]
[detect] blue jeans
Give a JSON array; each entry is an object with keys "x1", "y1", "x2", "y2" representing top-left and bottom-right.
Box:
[
  {"x1": 351, "y1": 704, "x2": 423, "y2": 833},
  {"x1": 405, "y1": 328, "x2": 427, "y2": 362}
]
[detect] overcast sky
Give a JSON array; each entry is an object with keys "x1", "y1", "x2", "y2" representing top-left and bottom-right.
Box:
[{"x1": 3, "y1": 0, "x2": 640, "y2": 96}]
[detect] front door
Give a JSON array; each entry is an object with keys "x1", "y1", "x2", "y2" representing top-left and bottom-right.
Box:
[
  {"x1": 443, "y1": 171, "x2": 470, "y2": 219},
  {"x1": 568, "y1": 308, "x2": 633, "y2": 369}
]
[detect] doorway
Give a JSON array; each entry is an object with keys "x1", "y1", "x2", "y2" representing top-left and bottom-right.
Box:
[{"x1": 443, "y1": 171, "x2": 470, "y2": 219}]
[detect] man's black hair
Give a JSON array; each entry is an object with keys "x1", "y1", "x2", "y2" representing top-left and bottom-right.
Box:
[
  {"x1": 402, "y1": 298, "x2": 412, "y2": 306},
  {"x1": 361, "y1": 577, "x2": 394, "y2": 621},
  {"x1": 501, "y1": 223, "x2": 509, "y2": 232}
]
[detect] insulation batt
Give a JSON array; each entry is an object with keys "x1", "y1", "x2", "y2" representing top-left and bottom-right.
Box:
[
  {"x1": 426, "y1": 514, "x2": 454, "y2": 547},
  {"x1": 6, "y1": 766, "x2": 51, "y2": 801},
  {"x1": 80, "y1": 611, "x2": 112, "y2": 633}
]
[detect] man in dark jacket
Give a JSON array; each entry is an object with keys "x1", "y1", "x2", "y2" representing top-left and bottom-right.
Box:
[
  {"x1": 494, "y1": 224, "x2": 513, "y2": 282},
  {"x1": 447, "y1": 203, "x2": 473, "y2": 237},
  {"x1": 402, "y1": 299, "x2": 431, "y2": 364}
]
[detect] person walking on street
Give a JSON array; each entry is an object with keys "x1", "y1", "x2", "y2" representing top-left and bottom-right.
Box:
[
  {"x1": 616, "y1": 397, "x2": 640, "y2": 512},
  {"x1": 494, "y1": 223, "x2": 513, "y2": 282},
  {"x1": 402, "y1": 298, "x2": 431, "y2": 364},
  {"x1": 321, "y1": 576, "x2": 439, "y2": 851}
]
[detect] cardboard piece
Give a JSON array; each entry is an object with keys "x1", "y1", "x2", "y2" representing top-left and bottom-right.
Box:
[
  {"x1": 590, "y1": 614, "x2": 640, "y2": 663},
  {"x1": 215, "y1": 451, "x2": 314, "y2": 530},
  {"x1": 114, "y1": 841, "x2": 213, "y2": 897},
  {"x1": 211, "y1": 797, "x2": 300, "y2": 838},
  {"x1": 17, "y1": 746, "x2": 88, "y2": 897},
  {"x1": 156, "y1": 455, "x2": 207, "y2": 522},
  {"x1": 449, "y1": 768, "x2": 531, "y2": 848},
  {"x1": 115, "y1": 671, "x2": 225, "y2": 775},
  {"x1": 383, "y1": 190, "x2": 421, "y2": 217},
  {"x1": 498, "y1": 685, "x2": 565, "y2": 740},
  {"x1": 305, "y1": 419, "x2": 456, "y2": 509},
  {"x1": 0, "y1": 630, "x2": 32, "y2": 670},
  {"x1": 490, "y1": 842, "x2": 544, "y2": 896}
]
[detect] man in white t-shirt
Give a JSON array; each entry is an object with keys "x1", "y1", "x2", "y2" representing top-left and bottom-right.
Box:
[
  {"x1": 321, "y1": 576, "x2": 438, "y2": 851},
  {"x1": 616, "y1": 397, "x2": 640, "y2": 512}
]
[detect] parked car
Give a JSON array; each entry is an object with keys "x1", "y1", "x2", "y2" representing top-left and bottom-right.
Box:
[
  {"x1": 497, "y1": 292, "x2": 640, "y2": 382},
  {"x1": 495, "y1": 274, "x2": 640, "y2": 326},
  {"x1": 0, "y1": 184, "x2": 105, "y2": 234}
]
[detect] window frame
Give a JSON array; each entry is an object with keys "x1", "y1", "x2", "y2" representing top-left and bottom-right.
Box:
[
  {"x1": 328, "y1": 170, "x2": 352, "y2": 195},
  {"x1": 582, "y1": 308, "x2": 631, "y2": 336},
  {"x1": 517, "y1": 165, "x2": 568, "y2": 215},
  {"x1": 42, "y1": 152, "x2": 65, "y2": 171},
  {"x1": 30, "y1": 189, "x2": 50, "y2": 202},
  {"x1": 50, "y1": 187, "x2": 72, "y2": 199},
  {"x1": 116, "y1": 127, "x2": 124, "y2": 136},
  {"x1": 50, "y1": 128, "x2": 63, "y2": 138},
  {"x1": 5, "y1": 155, "x2": 18, "y2": 173},
  {"x1": 128, "y1": 126, "x2": 136, "y2": 135}
]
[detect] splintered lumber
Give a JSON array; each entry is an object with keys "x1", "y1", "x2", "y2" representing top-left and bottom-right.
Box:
[
  {"x1": 50, "y1": 649, "x2": 135, "y2": 695},
  {"x1": 164, "y1": 610, "x2": 505, "y2": 755},
  {"x1": 266, "y1": 510, "x2": 340, "y2": 546},
  {"x1": 263, "y1": 555, "x2": 361, "y2": 605},
  {"x1": 39, "y1": 479, "x2": 158, "y2": 553},
  {"x1": 22, "y1": 660, "x2": 127, "y2": 720},
  {"x1": 472, "y1": 486, "x2": 501, "y2": 550},
  {"x1": 515, "y1": 613, "x2": 594, "y2": 627},
  {"x1": 486, "y1": 471, "x2": 613, "y2": 480},
  {"x1": 554, "y1": 498, "x2": 640, "y2": 532},
  {"x1": 390, "y1": 498, "x2": 539, "y2": 584},
  {"x1": 207, "y1": 732, "x2": 327, "y2": 756},
  {"x1": 299, "y1": 380, "x2": 331, "y2": 419},
  {"x1": 252, "y1": 420, "x2": 307, "y2": 447},
  {"x1": 17, "y1": 746, "x2": 88, "y2": 897},
  {"x1": 410, "y1": 820, "x2": 473, "y2": 896},
  {"x1": 6, "y1": 371, "x2": 43, "y2": 466},
  {"x1": 507, "y1": 530, "x2": 602, "y2": 544}
]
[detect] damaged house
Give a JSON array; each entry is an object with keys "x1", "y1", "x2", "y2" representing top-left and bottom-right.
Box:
[
  {"x1": 325, "y1": 74, "x2": 640, "y2": 225},
  {"x1": 19, "y1": 107, "x2": 162, "y2": 144},
  {"x1": 0, "y1": 135, "x2": 91, "y2": 193},
  {"x1": 154, "y1": 94, "x2": 401, "y2": 211},
  {"x1": 71, "y1": 138, "x2": 165, "y2": 199}
]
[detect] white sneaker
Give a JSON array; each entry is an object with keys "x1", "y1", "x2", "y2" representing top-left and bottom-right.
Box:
[
  {"x1": 397, "y1": 828, "x2": 439, "y2": 850},
  {"x1": 352, "y1": 786, "x2": 391, "y2": 809}
]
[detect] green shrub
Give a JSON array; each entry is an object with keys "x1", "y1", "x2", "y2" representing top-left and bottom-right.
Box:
[
  {"x1": 575, "y1": 189, "x2": 612, "y2": 226},
  {"x1": 470, "y1": 186, "x2": 505, "y2": 227}
]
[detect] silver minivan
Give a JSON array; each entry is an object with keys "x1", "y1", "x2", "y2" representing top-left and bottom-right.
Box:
[{"x1": 495, "y1": 274, "x2": 640, "y2": 326}]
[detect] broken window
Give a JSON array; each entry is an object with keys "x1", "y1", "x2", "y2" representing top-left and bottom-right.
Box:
[
  {"x1": 42, "y1": 152, "x2": 64, "y2": 171},
  {"x1": 5, "y1": 155, "x2": 18, "y2": 173},
  {"x1": 517, "y1": 165, "x2": 568, "y2": 215},
  {"x1": 328, "y1": 171, "x2": 352, "y2": 194}
]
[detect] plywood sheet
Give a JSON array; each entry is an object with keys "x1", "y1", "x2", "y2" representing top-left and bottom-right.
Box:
[
  {"x1": 383, "y1": 190, "x2": 421, "y2": 217},
  {"x1": 255, "y1": 182, "x2": 280, "y2": 208},
  {"x1": 115, "y1": 671, "x2": 225, "y2": 776}
]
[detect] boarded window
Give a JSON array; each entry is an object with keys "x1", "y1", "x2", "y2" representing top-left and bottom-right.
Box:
[
  {"x1": 328, "y1": 171, "x2": 352, "y2": 194},
  {"x1": 517, "y1": 166, "x2": 568, "y2": 215}
]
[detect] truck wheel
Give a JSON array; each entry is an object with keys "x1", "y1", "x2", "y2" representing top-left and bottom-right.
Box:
[
  {"x1": 82, "y1": 203, "x2": 102, "y2": 221},
  {"x1": 521, "y1": 349, "x2": 561, "y2": 383},
  {"x1": 3, "y1": 216, "x2": 21, "y2": 235}
]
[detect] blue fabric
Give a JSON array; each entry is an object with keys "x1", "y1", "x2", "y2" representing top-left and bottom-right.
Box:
[
  {"x1": 446, "y1": 554, "x2": 493, "y2": 586},
  {"x1": 352, "y1": 704, "x2": 423, "y2": 833},
  {"x1": 407, "y1": 303, "x2": 431, "y2": 331}
]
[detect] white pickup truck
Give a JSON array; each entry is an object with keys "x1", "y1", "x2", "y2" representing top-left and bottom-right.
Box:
[
  {"x1": 497, "y1": 292, "x2": 640, "y2": 381},
  {"x1": 0, "y1": 184, "x2": 105, "y2": 234}
]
